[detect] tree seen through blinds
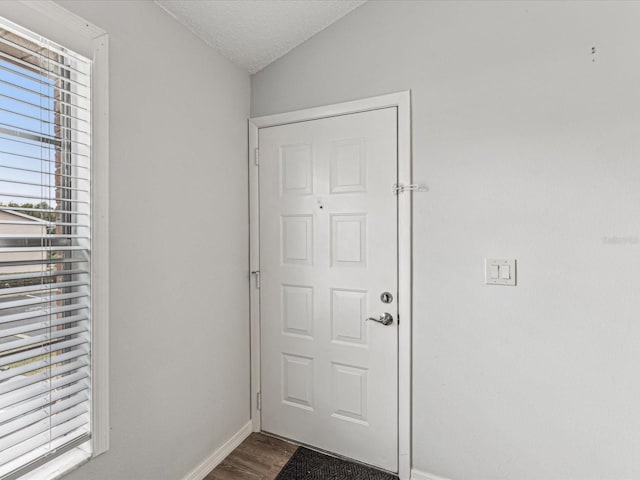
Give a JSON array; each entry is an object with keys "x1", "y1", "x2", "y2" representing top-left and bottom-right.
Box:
[{"x1": 0, "y1": 17, "x2": 92, "y2": 479}]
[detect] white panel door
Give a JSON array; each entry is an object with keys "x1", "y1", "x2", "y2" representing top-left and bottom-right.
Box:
[{"x1": 259, "y1": 108, "x2": 398, "y2": 472}]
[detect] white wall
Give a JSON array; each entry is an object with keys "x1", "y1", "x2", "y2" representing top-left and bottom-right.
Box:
[
  {"x1": 252, "y1": 2, "x2": 640, "y2": 479},
  {"x1": 53, "y1": 1, "x2": 251, "y2": 479}
]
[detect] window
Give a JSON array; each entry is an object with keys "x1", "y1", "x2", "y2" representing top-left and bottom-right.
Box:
[{"x1": 0, "y1": 12, "x2": 107, "y2": 479}]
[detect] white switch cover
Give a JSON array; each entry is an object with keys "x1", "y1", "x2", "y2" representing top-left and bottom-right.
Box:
[{"x1": 485, "y1": 258, "x2": 517, "y2": 286}]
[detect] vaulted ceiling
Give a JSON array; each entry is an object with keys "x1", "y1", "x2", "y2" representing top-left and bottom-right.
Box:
[{"x1": 154, "y1": 0, "x2": 367, "y2": 74}]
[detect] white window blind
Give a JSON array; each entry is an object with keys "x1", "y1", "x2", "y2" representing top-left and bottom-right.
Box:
[{"x1": 0, "y1": 17, "x2": 92, "y2": 480}]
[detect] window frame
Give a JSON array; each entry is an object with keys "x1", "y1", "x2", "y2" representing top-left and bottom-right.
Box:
[{"x1": 0, "y1": 1, "x2": 109, "y2": 477}]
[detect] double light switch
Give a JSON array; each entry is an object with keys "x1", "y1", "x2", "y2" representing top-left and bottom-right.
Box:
[{"x1": 485, "y1": 258, "x2": 517, "y2": 286}]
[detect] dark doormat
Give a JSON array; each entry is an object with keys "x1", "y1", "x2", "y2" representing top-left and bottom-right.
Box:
[{"x1": 275, "y1": 447, "x2": 398, "y2": 480}]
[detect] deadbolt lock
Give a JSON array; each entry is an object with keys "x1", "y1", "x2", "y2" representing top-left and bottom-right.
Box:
[{"x1": 380, "y1": 292, "x2": 393, "y2": 304}]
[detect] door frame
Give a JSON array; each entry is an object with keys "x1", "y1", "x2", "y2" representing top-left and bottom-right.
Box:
[{"x1": 248, "y1": 91, "x2": 412, "y2": 479}]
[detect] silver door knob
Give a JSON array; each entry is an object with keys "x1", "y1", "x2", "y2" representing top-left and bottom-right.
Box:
[{"x1": 366, "y1": 312, "x2": 394, "y2": 326}]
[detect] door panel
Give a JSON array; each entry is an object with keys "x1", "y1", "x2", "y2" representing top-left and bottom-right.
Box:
[{"x1": 259, "y1": 108, "x2": 398, "y2": 471}]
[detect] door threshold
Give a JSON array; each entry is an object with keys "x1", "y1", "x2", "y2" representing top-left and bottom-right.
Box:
[{"x1": 260, "y1": 430, "x2": 398, "y2": 476}]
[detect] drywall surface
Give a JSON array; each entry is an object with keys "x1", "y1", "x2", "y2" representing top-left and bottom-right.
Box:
[
  {"x1": 54, "y1": 1, "x2": 251, "y2": 479},
  {"x1": 252, "y1": 2, "x2": 640, "y2": 479}
]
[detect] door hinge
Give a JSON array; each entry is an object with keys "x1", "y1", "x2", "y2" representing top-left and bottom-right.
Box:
[
  {"x1": 251, "y1": 270, "x2": 261, "y2": 289},
  {"x1": 392, "y1": 183, "x2": 420, "y2": 195},
  {"x1": 256, "y1": 392, "x2": 261, "y2": 410},
  {"x1": 254, "y1": 148, "x2": 260, "y2": 166}
]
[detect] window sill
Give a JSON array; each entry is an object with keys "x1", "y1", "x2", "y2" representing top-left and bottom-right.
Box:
[{"x1": 20, "y1": 446, "x2": 91, "y2": 480}]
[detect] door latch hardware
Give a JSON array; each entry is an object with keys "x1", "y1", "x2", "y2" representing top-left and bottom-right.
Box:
[
  {"x1": 392, "y1": 183, "x2": 420, "y2": 194},
  {"x1": 366, "y1": 312, "x2": 394, "y2": 326},
  {"x1": 251, "y1": 270, "x2": 261, "y2": 289}
]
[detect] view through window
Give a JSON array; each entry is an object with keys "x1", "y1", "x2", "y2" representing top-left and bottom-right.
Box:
[{"x1": 0, "y1": 19, "x2": 92, "y2": 479}]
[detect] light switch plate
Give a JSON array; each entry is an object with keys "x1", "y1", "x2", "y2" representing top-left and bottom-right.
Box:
[{"x1": 485, "y1": 258, "x2": 517, "y2": 286}]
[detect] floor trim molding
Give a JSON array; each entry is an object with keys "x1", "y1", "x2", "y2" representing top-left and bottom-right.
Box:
[
  {"x1": 411, "y1": 469, "x2": 453, "y2": 480},
  {"x1": 181, "y1": 421, "x2": 253, "y2": 480}
]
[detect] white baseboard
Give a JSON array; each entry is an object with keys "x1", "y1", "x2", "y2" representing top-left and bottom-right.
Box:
[
  {"x1": 181, "y1": 420, "x2": 252, "y2": 480},
  {"x1": 411, "y1": 468, "x2": 453, "y2": 480}
]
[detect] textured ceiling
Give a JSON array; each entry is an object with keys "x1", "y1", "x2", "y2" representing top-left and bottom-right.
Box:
[{"x1": 154, "y1": 0, "x2": 367, "y2": 74}]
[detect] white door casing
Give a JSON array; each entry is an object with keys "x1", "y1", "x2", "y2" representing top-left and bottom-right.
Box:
[
  {"x1": 249, "y1": 91, "x2": 412, "y2": 480},
  {"x1": 259, "y1": 108, "x2": 398, "y2": 471}
]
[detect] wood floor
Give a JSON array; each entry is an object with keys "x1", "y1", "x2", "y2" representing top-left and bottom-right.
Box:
[{"x1": 204, "y1": 433, "x2": 299, "y2": 480}]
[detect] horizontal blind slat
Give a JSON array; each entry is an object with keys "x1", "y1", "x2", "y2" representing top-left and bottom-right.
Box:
[
  {"x1": 0, "y1": 66, "x2": 89, "y2": 109},
  {"x1": 0, "y1": 269, "x2": 88, "y2": 283},
  {"x1": 0, "y1": 314, "x2": 87, "y2": 339},
  {"x1": 0, "y1": 367, "x2": 89, "y2": 408},
  {"x1": 0, "y1": 176, "x2": 89, "y2": 192},
  {"x1": 0, "y1": 292, "x2": 88, "y2": 311},
  {"x1": 0, "y1": 144, "x2": 89, "y2": 164},
  {"x1": 0, "y1": 382, "x2": 88, "y2": 427},
  {"x1": 0, "y1": 405, "x2": 88, "y2": 464},
  {"x1": 0, "y1": 280, "x2": 88, "y2": 296},
  {"x1": 0, "y1": 51, "x2": 89, "y2": 91},
  {"x1": 0, "y1": 124, "x2": 90, "y2": 148},
  {"x1": 0, "y1": 88, "x2": 89, "y2": 121},
  {"x1": 0, "y1": 222, "x2": 89, "y2": 229},
  {"x1": 0, "y1": 302, "x2": 88, "y2": 326},
  {"x1": 0, "y1": 107, "x2": 90, "y2": 137},
  {"x1": 0, "y1": 246, "x2": 89, "y2": 253},
  {"x1": 0, "y1": 161, "x2": 90, "y2": 180},
  {"x1": 0, "y1": 206, "x2": 89, "y2": 216},
  {"x1": 0, "y1": 340, "x2": 88, "y2": 374},
  {"x1": 0, "y1": 258, "x2": 87, "y2": 269},
  {"x1": 0, "y1": 22, "x2": 91, "y2": 66},
  {"x1": 0, "y1": 391, "x2": 88, "y2": 439},
  {"x1": 0, "y1": 324, "x2": 87, "y2": 354},
  {"x1": 0, "y1": 430, "x2": 89, "y2": 480},
  {"x1": 0, "y1": 193, "x2": 89, "y2": 205},
  {"x1": 0, "y1": 234, "x2": 88, "y2": 240},
  {"x1": 0, "y1": 36, "x2": 89, "y2": 77}
]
